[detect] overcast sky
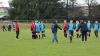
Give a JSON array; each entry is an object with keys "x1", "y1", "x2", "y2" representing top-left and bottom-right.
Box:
[
  {"x1": 0, "y1": 0, "x2": 10, "y2": 7},
  {"x1": 0, "y1": 0, "x2": 100, "y2": 7}
]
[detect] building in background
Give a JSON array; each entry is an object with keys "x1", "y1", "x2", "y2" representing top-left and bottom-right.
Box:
[
  {"x1": 0, "y1": 2, "x2": 9, "y2": 18},
  {"x1": 0, "y1": 2, "x2": 9, "y2": 13}
]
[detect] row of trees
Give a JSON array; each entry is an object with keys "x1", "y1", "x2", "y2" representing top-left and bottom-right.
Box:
[{"x1": 8, "y1": 0, "x2": 100, "y2": 20}]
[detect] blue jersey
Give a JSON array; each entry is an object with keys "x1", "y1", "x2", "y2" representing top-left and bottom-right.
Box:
[
  {"x1": 41, "y1": 23, "x2": 46, "y2": 32},
  {"x1": 75, "y1": 23, "x2": 79, "y2": 30},
  {"x1": 68, "y1": 23, "x2": 74, "y2": 31},
  {"x1": 87, "y1": 23, "x2": 91, "y2": 30},
  {"x1": 36, "y1": 23, "x2": 40, "y2": 32},
  {"x1": 94, "y1": 23, "x2": 99, "y2": 31}
]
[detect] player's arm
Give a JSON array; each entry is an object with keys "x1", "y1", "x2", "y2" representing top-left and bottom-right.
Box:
[
  {"x1": 78, "y1": 24, "x2": 81, "y2": 31},
  {"x1": 57, "y1": 24, "x2": 62, "y2": 30},
  {"x1": 93, "y1": 24, "x2": 94, "y2": 29},
  {"x1": 51, "y1": 24, "x2": 55, "y2": 33},
  {"x1": 90, "y1": 24, "x2": 92, "y2": 29},
  {"x1": 74, "y1": 24, "x2": 76, "y2": 30},
  {"x1": 44, "y1": 24, "x2": 46, "y2": 29},
  {"x1": 31, "y1": 25, "x2": 33, "y2": 31}
]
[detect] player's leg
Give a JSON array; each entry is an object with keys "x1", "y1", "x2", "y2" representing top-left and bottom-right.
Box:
[
  {"x1": 85, "y1": 32, "x2": 87, "y2": 41},
  {"x1": 82, "y1": 32, "x2": 84, "y2": 42},
  {"x1": 64, "y1": 30, "x2": 66, "y2": 37},
  {"x1": 76, "y1": 31, "x2": 79, "y2": 38},
  {"x1": 38, "y1": 32, "x2": 41, "y2": 39},
  {"x1": 4, "y1": 27, "x2": 7, "y2": 31},
  {"x1": 79, "y1": 32, "x2": 82, "y2": 38},
  {"x1": 35, "y1": 32, "x2": 38, "y2": 39},
  {"x1": 96, "y1": 31, "x2": 98, "y2": 37},
  {"x1": 71, "y1": 31, "x2": 74, "y2": 43},
  {"x1": 69, "y1": 31, "x2": 73, "y2": 43},
  {"x1": 88, "y1": 30, "x2": 91, "y2": 37},
  {"x1": 69, "y1": 35, "x2": 72, "y2": 43},
  {"x1": 72, "y1": 30, "x2": 74, "y2": 37},
  {"x1": 52, "y1": 33, "x2": 55, "y2": 43},
  {"x1": 36, "y1": 31, "x2": 40, "y2": 39},
  {"x1": 42, "y1": 31, "x2": 46, "y2": 38},
  {"x1": 43, "y1": 32, "x2": 46, "y2": 37},
  {"x1": 94, "y1": 31, "x2": 96, "y2": 37},
  {"x1": 55, "y1": 32, "x2": 58, "y2": 43},
  {"x1": 32, "y1": 32, "x2": 35, "y2": 39},
  {"x1": 64, "y1": 30, "x2": 67, "y2": 38},
  {"x1": 2, "y1": 27, "x2": 4, "y2": 32},
  {"x1": 16, "y1": 31, "x2": 19, "y2": 39},
  {"x1": 42, "y1": 31, "x2": 44, "y2": 38},
  {"x1": 9, "y1": 27, "x2": 11, "y2": 32},
  {"x1": 34, "y1": 32, "x2": 37, "y2": 39},
  {"x1": 95, "y1": 31, "x2": 98, "y2": 37}
]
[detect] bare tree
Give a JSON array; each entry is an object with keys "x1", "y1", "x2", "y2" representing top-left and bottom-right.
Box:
[
  {"x1": 63, "y1": 0, "x2": 77, "y2": 18},
  {"x1": 63, "y1": 0, "x2": 69, "y2": 18},
  {"x1": 85, "y1": 0, "x2": 98, "y2": 19},
  {"x1": 69, "y1": 0, "x2": 77, "y2": 17}
]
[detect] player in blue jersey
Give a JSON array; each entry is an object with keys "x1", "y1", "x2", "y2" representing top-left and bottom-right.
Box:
[
  {"x1": 40, "y1": 21, "x2": 46, "y2": 38},
  {"x1": 68, "y1": 20, "x2": 74, "y2": 43},
  {"x1": 75, "y1": 20, "x2": 80, "y2": 38},
  {"x1": 35, "y1": 21, "x2": 41, "y2": 38},
  {"x1": 93, "y1": 21, "x2": 99, "y2": 38},
  {"x1": 87, "y1": 20, "x2": 91, "y2": 37}
]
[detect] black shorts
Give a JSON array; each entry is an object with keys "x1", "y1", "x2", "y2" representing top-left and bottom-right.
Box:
[
  {"x1": 16, "y1": 31, "x2": 19, "y2": 35},
  {"x1": 69, "y1": 30, "x2": 73, "y2": 36},
  {"x1": 36, "y1": 31, "x2": 40, "y2": 33},
  {"x1": 87, "y1": 30, "x2": 91, "y2": 32},
  {"x1": 64, "y1": 30, "x2": 67, "y2": 34},
  {"x1": 42, "y1": 31, "x2": 45, "y2": 33},
  {"x1": 32, "y1": 32, "x2": 36, "y2": 35},
  {"x1": 32, "y1": 32, "x2": 37, "y2": 39}
]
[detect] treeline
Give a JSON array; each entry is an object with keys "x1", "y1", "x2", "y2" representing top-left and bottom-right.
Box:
[{"x1": 8, "y1": 0, "x2": 100, "y2": 20}]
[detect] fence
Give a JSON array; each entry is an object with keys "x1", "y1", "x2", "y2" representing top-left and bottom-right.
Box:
[{"x1": 0, "y1": 19, "x2": 100, "y2": 30}]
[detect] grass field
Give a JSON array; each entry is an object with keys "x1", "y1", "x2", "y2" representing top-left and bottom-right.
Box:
[{"x1": 0, "y1": 27, "x2": 100, "y2": 56}]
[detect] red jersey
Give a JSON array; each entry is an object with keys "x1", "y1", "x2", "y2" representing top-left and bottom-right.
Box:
[
  {"x1": 64, "y1": 23, "x2": 68, "y2": 30},
  {"x1": 31, "y1": 23, "x2": 36, "y2": 32},
  {"x1": 15, "y1": 22, "x2": 19, "y2": 32}
]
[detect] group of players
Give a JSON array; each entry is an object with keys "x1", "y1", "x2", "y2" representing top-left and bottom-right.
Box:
[
  {"x1": 1, "y1": 20, "x2": 99, "y2": 44},
  {"x1": 51, "y1": 20, "x2": 99, "y2": 43},
  {"x1": 2, "y1": 23, "x2": 12, "y2": 32},
  {"x1": 30, "y1": 21, "x2": 46, "y2": 39},
  {"x1": 1, "y1": 21, "x2": 46, "y2": 39}
]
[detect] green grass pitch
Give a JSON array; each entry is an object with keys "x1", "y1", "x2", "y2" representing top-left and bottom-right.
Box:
[{"x1": 0, "y1": 29, "x2": 100, "y2": 56}]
